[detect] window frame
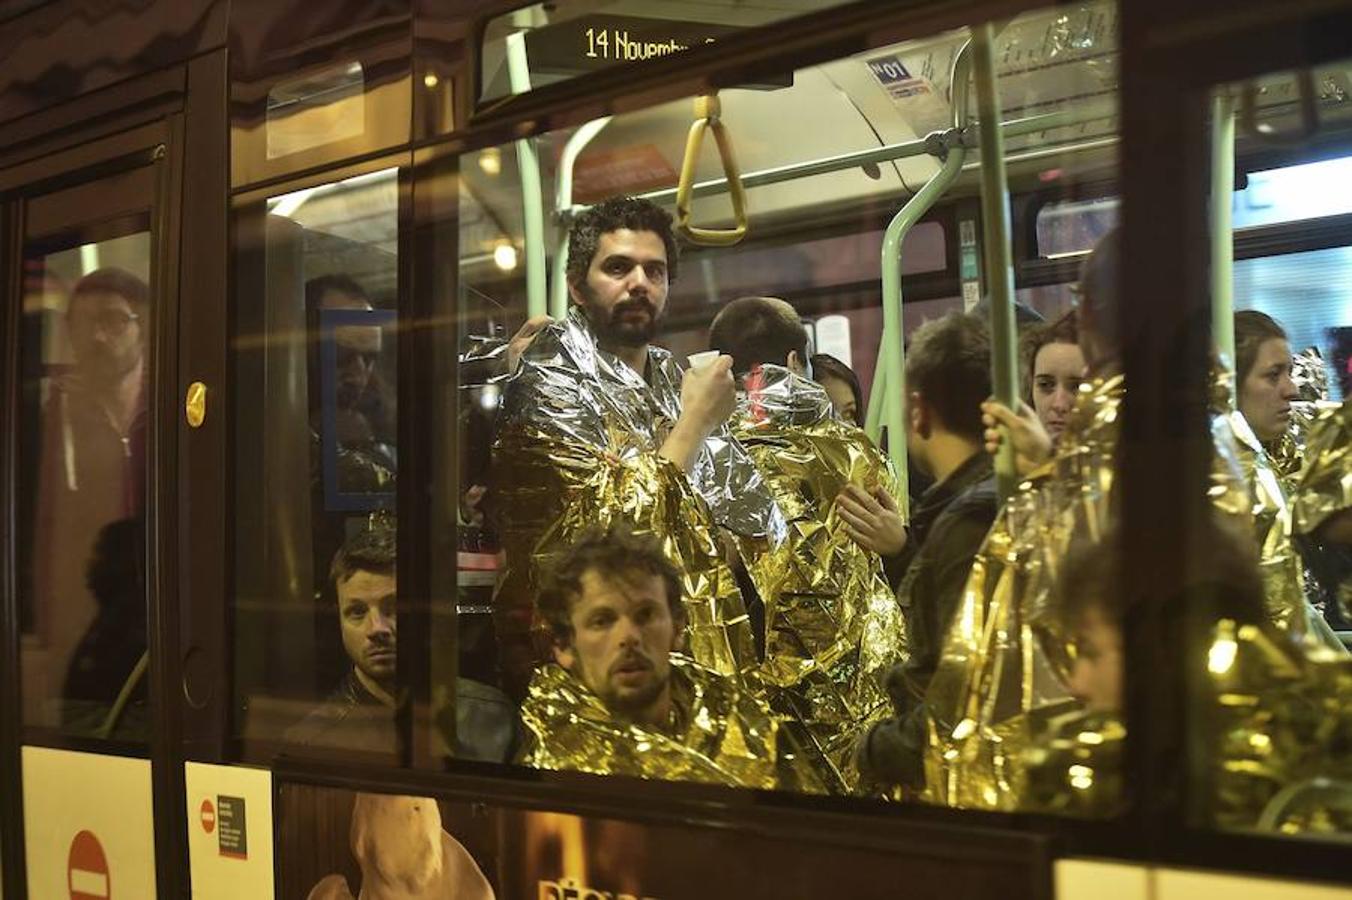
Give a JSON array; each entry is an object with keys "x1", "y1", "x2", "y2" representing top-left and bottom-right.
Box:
[{"x1": 215, "y1": 0, "x2": 1352, "y2": 890}]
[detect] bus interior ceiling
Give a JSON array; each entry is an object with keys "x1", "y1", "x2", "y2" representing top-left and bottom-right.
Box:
[{"x1": 294, "y1": 1, "x2": 1352, "y2": 388}]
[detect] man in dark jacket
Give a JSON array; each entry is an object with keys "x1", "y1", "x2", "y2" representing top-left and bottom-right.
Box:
[
  {"x1": 838, "y1": 312, "x2": 999, "y2": 790},
  {"x1": 287, "y1": 518, "x2": 521, "y2": 761}
]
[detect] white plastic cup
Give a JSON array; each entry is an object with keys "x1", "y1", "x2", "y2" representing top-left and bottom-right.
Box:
[{"x1": 687, "y1": 350, "x2": 721, "y2": 372}]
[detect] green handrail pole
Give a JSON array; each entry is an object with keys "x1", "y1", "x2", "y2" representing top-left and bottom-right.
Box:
[
  {"x1": 1212, "y1": 91, "x2": 1236, "y2": 385},
  {"x1": 551, "y1": 117, "x2": 613, "y2": 319},
  {"x1": 506, "y1": 30, "x2": 547, "y2": 318},
  {"x1": 864, "y1": 359, "x2": 887, "y2": 439},
  {"x1": 972, "y1": 22, "x2": 1020, "y2": 503},
  {"x1": 866, "y1": 40, "x2": 974, "y2": 517}
]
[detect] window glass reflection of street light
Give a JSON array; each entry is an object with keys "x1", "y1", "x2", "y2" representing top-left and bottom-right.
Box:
[{"x1": 494, "y1": 243, "x2": 518, "y2": 271}]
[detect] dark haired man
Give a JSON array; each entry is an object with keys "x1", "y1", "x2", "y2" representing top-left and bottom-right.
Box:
[
  {"x1": 707, "y1": 295, "x2": 812, "y2": 378},
  {"x1": 844, "y1": 313, "x2": 1000, "y2": 791},
  {"x1": 303, "y1": 273, "x2": 396, "y2": 651},
  {"x1": 521, "y1": 521, "x2": 817, "y2": 790},
  {"x1": 33, "y1": 268, "x2": 150, "y2": 731},
  {"x1": 493, "y1": 196, "x2": 783, "y2": 698},
  {"x1": 287, "y1": 521, "x2": 400, "y2": 752},
  {"x1": 304, "y1": 273, "x2": 394, "y2": 477},
  {"x1": 708, "y1": 296, "x2": 905, "y2": 790},
  {"x1": 287, "y1": 520, "x2": 520, "y2": 760},
  {"x1": 306, "y1": 275, "x2": 386, "y2": 424}
]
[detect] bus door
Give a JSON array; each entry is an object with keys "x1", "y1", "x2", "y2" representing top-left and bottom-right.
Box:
[{"x1": 0, "y1": 120, "x2": 181, "y2": 900}]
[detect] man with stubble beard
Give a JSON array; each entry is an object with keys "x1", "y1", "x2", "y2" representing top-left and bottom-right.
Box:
[
  {"x1": 32, "y1": 268, "x2": 150, "y2": 730},
  {"x1": 491, "y1": 196, "x2": 783, "y2": 699},
  {"x1": 287, "y1": 519, "x2": 522, "y2": 760},
  {"x1": 520, "y1": 522, "x2": 817, "y2": 790}
]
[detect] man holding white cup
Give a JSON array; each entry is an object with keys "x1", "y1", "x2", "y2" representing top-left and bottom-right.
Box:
[{"x1": 490, "y1": 196, "x2": 784, "y2": 700}]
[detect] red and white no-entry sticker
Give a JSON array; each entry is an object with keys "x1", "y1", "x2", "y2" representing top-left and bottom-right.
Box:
[
  {"x1": 200, "y1": 798, "x2": 217, "y2": 834},
  {"x1": 67, "y1": 829, "x2": 110, "y2": 900}
]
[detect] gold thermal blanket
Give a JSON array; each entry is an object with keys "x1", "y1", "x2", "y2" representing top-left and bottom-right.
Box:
[
  {"x1": 1266, "y1": 347, "x2": 1329, "y2": 484},
  {"x1": 730, "y1": 365, "x2": 907, "y2": 792},
  {"x1": 490, "y1": 310, "x2": 786, "y2": 688},
  {"x1": 520, "y1": 657, "x2": 821, "y2": 791},
  {"x1": 1227, "y1": 409, "x2": 1321, "y2": 643},
  {"x1": 1204, "y1": 618, "x2": 1352, "y2": 834},
  {"x1": 1293, "y1": 399, "x2": 1351, "y2": 539},
  {"x1": 922, "y1": 375, "x2": 1257, "y2": 810}
]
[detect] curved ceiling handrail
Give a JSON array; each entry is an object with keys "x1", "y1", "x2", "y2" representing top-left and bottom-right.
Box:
[{"x1": 675, "y1": 94, "x2": 749, "y2": 247}]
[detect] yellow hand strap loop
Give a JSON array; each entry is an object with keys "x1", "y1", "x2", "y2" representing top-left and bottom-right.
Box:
[{"x1": 675, "y1": 94, "x2": 749, "y2": 247}]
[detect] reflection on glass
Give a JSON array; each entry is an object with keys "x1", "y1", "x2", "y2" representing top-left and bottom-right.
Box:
[
  {"x1": 1192, "y1": 63, "x2": 1352, "y2": 839},
  {"x1": 20, "y1": 232, "x2": 152, "y2": 742},
  {"x1": 234, "y1": 169, "x2": 402, "y2": 745},
  {"x1": 281, "y1": 786, "x2": 494, "y2": 900},
  {"x1": 267, "y1": 62, "x2": 366, "y2": 160},
  {"x1": 285, "y1": 520, "x2": 399, "y2": 753}
]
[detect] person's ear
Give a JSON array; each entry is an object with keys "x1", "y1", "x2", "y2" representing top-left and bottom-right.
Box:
[
  {"x1": 786, "y1": 349, "x2": 804, "y2": 375},
  {"x1": 567, "y1": 280, "x2": 586, "y2": 308},
  {"x1": 553, "y1": 640, "x2": 576, "y2": 670},
  {"x1": 908, "y1": 391, "x2": 931, "y2": 439}
]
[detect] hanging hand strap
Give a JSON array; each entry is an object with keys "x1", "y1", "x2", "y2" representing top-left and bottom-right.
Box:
[{"x1": 675, "y1": 94, "x2": 749, "y2": 247}]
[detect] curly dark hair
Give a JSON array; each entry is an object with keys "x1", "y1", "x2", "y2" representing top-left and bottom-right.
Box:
[
  {"x1": 537, "y1": 521, "x2": 685, "y2": 643},
  {"x1": 566, "y1": 196, "x2": 679, "y2": 288},
  {"x1": 330, "y1": 517, "x2": 396, "y2": 587}
]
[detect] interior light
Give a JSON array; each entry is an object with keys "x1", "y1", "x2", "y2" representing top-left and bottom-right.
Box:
[
  {"x1": 265, "y1": 167, "x2": 397, "y2": 219},
  {"x1": 1208, "y1": 636, "x2": 1238, "y2": 676},
  {"x1": 480, "y1": 148, "x2": 503, "y2": 176},
  {"x1": 494, "y1": 243, "x2": 519, "y2": 271},
  {"x1": 269, "y1": 187, "x2": 317, "y2": 218},
  {"x1": 479, "y1": 383, "x2": 501, "y2": 411},
  {"x1": 423, "y1": 73, "x2": 440, "y2": 89},
  {"x1": 79, "y1": 243, "x2": 100, "y2": 276}
]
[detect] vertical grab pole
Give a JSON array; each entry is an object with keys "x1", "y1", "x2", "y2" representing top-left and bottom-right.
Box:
[
  {"x1": 551, "y1": 117, "x2": 613, "y2": 319},
  {"x1": 506, "y1": 30, "x2": 547, "y2": 317},
  {"x1": 1212, "y1": 92, "x2": 1236, "y2": 385},
  {"x1": 867, "y1": 39, "x2": 974, "y2": 518},
  {"x1": 972, "y1": 22, "x2": 1019, "y2": 503}
]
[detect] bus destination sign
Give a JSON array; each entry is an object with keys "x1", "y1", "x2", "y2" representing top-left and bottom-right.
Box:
[{"x1": 523, "y1": 14, "x2": 791, "y2": 87}]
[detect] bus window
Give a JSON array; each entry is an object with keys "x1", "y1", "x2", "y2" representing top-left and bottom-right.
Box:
[
  {"x1": 18, "y1": 206, "x2": 153, "y2": 743},
  {"x1": 451, "y1": 1, "x2": 1130, "y2": 814},
  {"x1": 1234, "y1": 157, "x2": 1352, "y2": 230},
  {"x1": 232, "y1": 166, "x2": 401, "y2": 755},
  {"x1": 1035, "y1": 196, "x2": 1119, "y2": 258},
  {"x1": 1235, "y1": 246, "x2": 1352, "y2": 402},
  {"x1": 1194, "y1": 62, "x2": 1352, "y2": 839}
]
